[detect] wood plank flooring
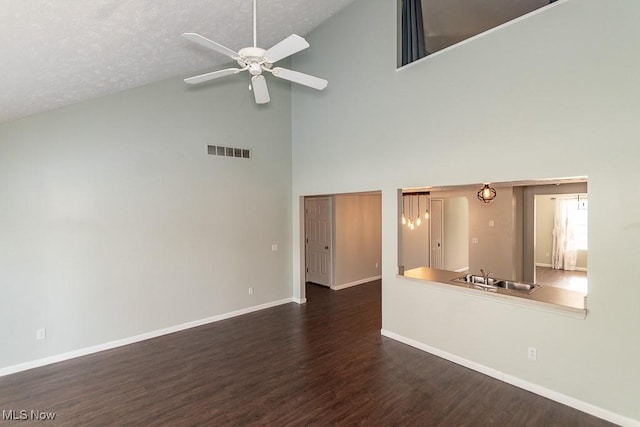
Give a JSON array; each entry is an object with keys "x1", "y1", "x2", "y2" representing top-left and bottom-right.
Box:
[
  {"x1": 536, "y1": 266, "x2": 588, "y2": 293},
  {"x1": 0, "y1": 281, "x2": 613, "y2": 426}
]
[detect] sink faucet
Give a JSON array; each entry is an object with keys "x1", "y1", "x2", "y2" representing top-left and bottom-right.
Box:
[{"x1": 480, "y1": 269, "x2": 492, "y2": 284}]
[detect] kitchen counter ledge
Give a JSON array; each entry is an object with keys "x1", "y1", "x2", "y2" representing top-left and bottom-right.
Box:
[{"x1": 400, "y1": 267, "x2": 587, "y2": 319}]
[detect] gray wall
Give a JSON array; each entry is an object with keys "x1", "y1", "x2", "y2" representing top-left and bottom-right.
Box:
[
  {"x1": 333, "y1": 193, "x2": 382, "y2": 286},
  {"x1": 468, "y1": 187, "x2": 515, "y2": 279},
  {"x1": 291, "y1": 0, "x2": 640, "y2": 422},
  {"x1": 0, "y1": 75, "x2": 293, "y2": 369}
]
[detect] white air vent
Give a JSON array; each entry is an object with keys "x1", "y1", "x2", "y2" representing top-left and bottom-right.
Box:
[{"x1": 207, "y1": 145, "x2": 251, "y2": 159}]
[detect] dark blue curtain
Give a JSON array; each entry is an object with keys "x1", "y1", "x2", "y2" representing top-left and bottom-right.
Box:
[{"x1": 401, "y1": 0, "x2": 426, "y2": 66}]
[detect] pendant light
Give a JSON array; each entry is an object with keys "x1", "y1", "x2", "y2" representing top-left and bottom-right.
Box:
[
  {"x1": 409, "y1": 197, "x2": 415, "y2": 229},
  {"x1": 402, "y1": 191, "x2": 430, "y2": 230},
  {"x1": 401, "y1": 195, "x2": 406, "y2": 225},
  {"x1": 477, "y1": 183, "x2": 497, "y2": 203},
  {"x1": 424, "y1": 195, "x2": 429, "y2": 220}
]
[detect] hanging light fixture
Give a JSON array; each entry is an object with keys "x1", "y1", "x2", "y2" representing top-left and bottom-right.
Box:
[
  {"x1": 408, "y1": 195, "x2": 414, "y2": 229},
  {"x1": 401, "y1": 195, "x2": 406, "y2": 225},
  {"x1": 401, "y1": 191, "x2": 430, "y2": 230},
  {"x1": 477, "y1": 183, "x2": 497, "y2": 203}
]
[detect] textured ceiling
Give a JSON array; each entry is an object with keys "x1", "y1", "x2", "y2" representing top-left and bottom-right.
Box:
[{"x1": 0, "y1": 0, "x2": 356, "y2": 123}]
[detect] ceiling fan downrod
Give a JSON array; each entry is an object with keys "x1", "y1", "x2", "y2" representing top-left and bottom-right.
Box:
[{"x1": 253, "y1": 0, "x2": 257, "y2": 48}]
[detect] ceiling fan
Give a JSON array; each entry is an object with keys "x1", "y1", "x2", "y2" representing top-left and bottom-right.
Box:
[{"x1": 182, "y1": 0, "x2": 328, "y2": 104}]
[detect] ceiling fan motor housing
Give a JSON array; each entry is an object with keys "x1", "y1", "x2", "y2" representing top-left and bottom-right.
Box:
[{"x1": 238, "y1": 47, "x2": 269, "y2": 75}]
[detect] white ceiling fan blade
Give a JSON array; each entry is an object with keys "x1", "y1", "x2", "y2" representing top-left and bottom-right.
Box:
[
  {"x1": 251, "y1": 75, "x2": 270, "y2": 104},
  {"x1": 271, "y1": 67, "x2": 328, "y2": 90},
  {"x1": 184, "y1": 68, "x2": 244, "y2": 84},
  {"x1": 264, "y1": 34, "x2": 310, "y2": 64},
  {"x1": 182, "y1": 33, "x2": 239, "y2": 59}
]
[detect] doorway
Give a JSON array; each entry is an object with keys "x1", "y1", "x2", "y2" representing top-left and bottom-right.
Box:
[
  {"x1": 302, "y1": 192, "x2": 383, "y2": 296},
  {"x1": 534, "y1": 193, "x2": 588, "y2": 293}
]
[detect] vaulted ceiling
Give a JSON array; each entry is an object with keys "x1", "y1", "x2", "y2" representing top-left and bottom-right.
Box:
[{"x1": 0, "y1": 0, "x2": 356, "y2": 123}]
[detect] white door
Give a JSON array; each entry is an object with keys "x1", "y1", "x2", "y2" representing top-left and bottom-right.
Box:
[
  {"x1": 305, "y1": 197, "x2": 333, "y2": 287},
  {"x1": 430, "y1": 199, "x2": 444, "y2": 269}
]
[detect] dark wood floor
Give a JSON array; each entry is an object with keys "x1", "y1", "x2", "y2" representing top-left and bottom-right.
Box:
[{"x1": 1, "y1": 281, "x2": 613, "y2": 426}]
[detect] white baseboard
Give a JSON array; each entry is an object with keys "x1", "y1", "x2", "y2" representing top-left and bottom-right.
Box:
[
  {"x1": 0, "y1": 297, "x2": 294, "y2": 378},
  {"x1": 331, "y1": 275, "x2": 382, "y2": 291},
  {"x1": 380, "y1": 329, "x2": 639, "y2": 427},
  {"x1": 293, "y1": 297, "x2": 307, "y2": 304},
  {"x1": 536, "y1": 263, "x2": 587, "y2": 272}
]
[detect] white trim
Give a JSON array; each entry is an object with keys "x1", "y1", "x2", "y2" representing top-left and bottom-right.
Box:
[
  {"x1": 380, "y1": 329, "x2": 640, "y2": 427},
  {"x1": 331, "y1": 275, "x2": 382, "y2": 291},
  {"x1": 537, "y1": 263, "x2": 588, "y2": 272},
  {"x1": 0, "y1": 298, "x2": 293, "y2": 378},
  {"x1": 536, "y1": 262, "x2": 588, "y2": 272},
  {"x1": 293, "y1": 297, "x2": 307, "y2": 304}
]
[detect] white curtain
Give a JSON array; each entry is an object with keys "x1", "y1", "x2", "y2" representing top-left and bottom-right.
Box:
[{"x1": 552, "y1": 199, "x2": 577, "y2": 271}]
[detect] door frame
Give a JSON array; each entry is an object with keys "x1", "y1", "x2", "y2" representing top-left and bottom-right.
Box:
[
  {"x1": 429, "y1": 198, "x2": 444, "y2": 269},
  {"x1": 304, "y1": 196, "x2": 334, "y2": 288}
]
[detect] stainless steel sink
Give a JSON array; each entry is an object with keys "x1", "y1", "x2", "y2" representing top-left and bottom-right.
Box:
[
  {"x1": 453, "y1": 274, "x2": 501, "y2": 287},
  {"x1": 494, "y1": 280, "x2": 538, "y2": 294},
  {"x1": 453, "y1": 275, "x2": 539, "y2": 294}
]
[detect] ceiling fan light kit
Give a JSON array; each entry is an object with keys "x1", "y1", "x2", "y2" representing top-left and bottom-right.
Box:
[{"x1": 182, "y1": 0, "x2": 328, "y2": 104}]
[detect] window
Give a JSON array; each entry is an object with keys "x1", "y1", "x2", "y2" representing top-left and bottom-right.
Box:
[{"x1": 568, "y1": 198, "x2": 588, "y2": 250}]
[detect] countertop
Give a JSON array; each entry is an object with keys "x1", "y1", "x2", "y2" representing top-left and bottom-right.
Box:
[{"x1": 401, "y1": 267, "x2": 587, "y2": 317}]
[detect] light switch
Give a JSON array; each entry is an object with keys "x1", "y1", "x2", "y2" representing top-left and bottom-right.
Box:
[
  {"x1": 489, "y1": 220, "x2": 495, "y2": 227},
  {"x1": 271, "y1": 244, "x2": 278, "y2": 251}
]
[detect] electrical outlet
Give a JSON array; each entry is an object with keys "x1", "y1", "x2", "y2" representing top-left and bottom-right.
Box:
[
  {"x1": 36, "y1": 328, "x2": 46, "y2": 340},
  {"x1": 248, "y1": 287, "x2": 253, "y2": 295},
  {"x1": 528, "y1": 346, "x2": 537, "y2": 360},
  {"x1": 489, "y1": 220, "x2": 495, "y2": 227},
  {"x1": 472, "y1": 237, "x2": 479, "y2": 244}
]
